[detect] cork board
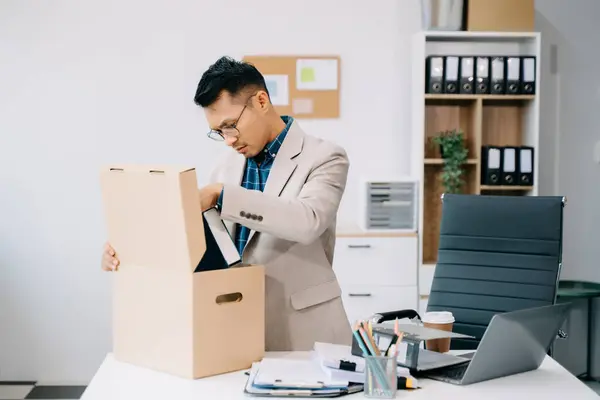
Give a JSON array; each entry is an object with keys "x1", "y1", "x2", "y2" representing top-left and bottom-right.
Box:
[{"x1": 242, "y1": 55, "x2": 341, "y2": 119}]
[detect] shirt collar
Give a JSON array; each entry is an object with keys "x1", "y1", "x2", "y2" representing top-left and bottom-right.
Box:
[{"x1": 257, "y1": 115, "x2": 293, "y2": 161}]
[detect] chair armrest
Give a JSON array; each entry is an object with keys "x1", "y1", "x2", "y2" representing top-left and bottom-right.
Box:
[
  {"x1": 370, "y1": 309, "x2": 421, "y2": 324},
  {"x1": 557, "y1": 329, "x2": 568, "y2": 339}
]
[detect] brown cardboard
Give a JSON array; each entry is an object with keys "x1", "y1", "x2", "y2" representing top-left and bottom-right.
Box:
[
  {"x1": 467, "y1": 0, "x2": 535, "y2": 32},
  {"x1": 99, "y1": 165, "x2": 265, "y2": 379}
]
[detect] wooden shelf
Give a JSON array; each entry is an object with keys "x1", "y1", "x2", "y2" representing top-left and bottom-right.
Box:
[
  {"x1": 425, "y1": 94, "x2": 535, "y2": 101},
  {"x1": 424, "y1": 158, "x2": 477, "y2": 165},
  {"x1": 480, "y1": 185, "x2": 534, "y2": 191},
  {"x1": 414, "y1": 32, "x2": 540, "y2": 273}
]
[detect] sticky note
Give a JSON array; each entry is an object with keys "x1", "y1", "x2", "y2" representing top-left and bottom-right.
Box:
[
  {"x1": 296, "y1": 59, "x2": 338, "y2": 90},
  {"x1": 300, "y1": 67, "x2": 316, "y2": 83}
]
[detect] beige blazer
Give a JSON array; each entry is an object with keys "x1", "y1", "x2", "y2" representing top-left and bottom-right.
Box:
[{"x1": 209, "y1": 120, "x2": 352, "y2": 351}]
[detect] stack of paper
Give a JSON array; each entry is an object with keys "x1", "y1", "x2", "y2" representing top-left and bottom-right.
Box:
[
  {"x1": 313, "y1": 342, "x2": 417, "y2": 385},
  {"x1": 243, "y1": 357, "x2": 363, "y2": 398}
]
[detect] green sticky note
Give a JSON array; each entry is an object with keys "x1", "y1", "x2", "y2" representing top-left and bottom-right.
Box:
[{"x1": 300, "y1": 67, "x2": 315, "y2": 83}]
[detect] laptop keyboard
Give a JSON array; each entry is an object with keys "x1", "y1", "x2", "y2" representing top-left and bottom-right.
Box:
[{"x1": 442, "y1": 363, "x2": 469, "y2": 380}]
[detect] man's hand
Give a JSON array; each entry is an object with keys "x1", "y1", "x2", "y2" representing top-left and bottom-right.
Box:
[
  {"x1": 101, "y1": 242, "x2": 119, "y2": 271},
  {"x1": 199, "y1": 183, "x2": 223, "y2": 211}
]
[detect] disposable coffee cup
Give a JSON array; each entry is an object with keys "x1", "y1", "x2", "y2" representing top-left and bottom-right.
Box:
[{"x1": 422, "y1": 311, "x2": 455, "y2": 353}]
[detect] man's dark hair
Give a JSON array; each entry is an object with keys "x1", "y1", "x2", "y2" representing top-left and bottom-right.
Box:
[{"x1": 194, "y1": 56, "x2": 269, "y2": 107}]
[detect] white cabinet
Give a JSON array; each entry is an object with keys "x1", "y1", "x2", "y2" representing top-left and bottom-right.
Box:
[
  {"x1": 333, "y1": 235, "x2": 418, "y2": 323},
  {"x1": 419, "y1": 263, "x2": 436, "y2": 316},
  {"x1": 419, "y1": 263, "x2": 436, "y2": 296}
]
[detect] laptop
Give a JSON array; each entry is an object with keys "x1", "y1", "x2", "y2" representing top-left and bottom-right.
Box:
[{"x1": 421, "y1": 303, "x2": 571, "y2": 385}]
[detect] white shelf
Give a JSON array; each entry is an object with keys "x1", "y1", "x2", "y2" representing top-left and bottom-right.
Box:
[{"x1": 410, "y1": 31, "x2": 542, "y2": 280}]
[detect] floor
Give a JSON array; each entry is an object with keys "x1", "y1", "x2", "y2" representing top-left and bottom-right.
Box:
[
  {"x1": 0, "y1": 384, "x2": 87, "y2": 400},
  {"x1": 0, "y1": 379, "x2": 597, "y2": 398}
]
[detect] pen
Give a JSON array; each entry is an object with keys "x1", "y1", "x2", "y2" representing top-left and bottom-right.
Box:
[{"x1": 351, "y1": 324, "x2": 371, "y2": 356}]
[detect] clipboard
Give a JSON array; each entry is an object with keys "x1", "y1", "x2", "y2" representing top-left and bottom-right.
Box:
[{"x1": 244, "y1": 363, "x2": 363, "y2": 398}]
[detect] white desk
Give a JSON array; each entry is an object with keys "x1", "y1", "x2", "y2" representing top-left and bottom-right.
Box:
[{"x1": 81, "y1": 352, "x2": 598, "y2": 399}]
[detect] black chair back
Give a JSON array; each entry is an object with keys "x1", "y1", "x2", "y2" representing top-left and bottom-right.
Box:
[{"x1": 427, "y1": 194, "x2": 565, "y2": 349}]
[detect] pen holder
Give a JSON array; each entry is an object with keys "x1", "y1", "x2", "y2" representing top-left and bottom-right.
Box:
[{"x1": 364, "y1": 354, "x2": 397, "y2": 399}]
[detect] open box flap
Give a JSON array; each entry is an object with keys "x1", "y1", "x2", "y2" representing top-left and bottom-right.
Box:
[{"x1": 100, "y1": 164, "x2": 206, "y2": 273}]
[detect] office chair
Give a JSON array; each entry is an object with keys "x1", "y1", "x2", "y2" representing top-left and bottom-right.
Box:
[{"x1": 370, "y1": 193, "x2": 566, "y2": 350}]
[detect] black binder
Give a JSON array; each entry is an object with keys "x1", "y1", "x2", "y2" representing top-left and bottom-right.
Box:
[
  {"x1": 490, "y1": 57, "x2": 506, "y2": 95},
  {"x1": 459, "y1": 56, "x2": 475, "y2": 94},
  {"x1": 506, "y1": 57, "x2": 521, "y2": 94},
  {"x1": 425, "y1": 56, "x2": 444, "y2": 94},
  {"x1": 501, "y1": 146, "x2": 519, "y2": 185},
  {"x1": 194, "y1": 207, "x2": 241, "y2": 272},
  {"x1": 475, "y1": 57, "x2": 490, "y2": 94},
  {"x1": 520, "y1": 56, "x2": 536, "y2": 94},
  {"x1": 481, "y1": 146, "x2": 502, "y2": 185},
  {"x1": 444, "y1": 56, "x2": 459, "y2": 94},
  {"x1": 518, "y1": 146, "x2": 535, "y2": 186}
]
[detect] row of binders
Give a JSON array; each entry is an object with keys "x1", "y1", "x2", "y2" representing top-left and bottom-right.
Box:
[
  {"x1": 482, "y1": 146, "x2": 534, "y2": 186},
  {"x1": 426, "y1": 55, "x2": 537, "y2": 95}
]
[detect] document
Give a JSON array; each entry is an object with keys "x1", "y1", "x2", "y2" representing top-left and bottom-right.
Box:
[
  {"x1": 264, "y1": 74, "x2": 289, "y2": 106},
  {"x1": 253, "y1": 358, "x2": 348, "y2": 389},
  {"x1": 296, "y1": 58, "x2": 338, "y2": 91},
  {"x1": 244, "y1": 362, "x2": 363, "y2": 398}
]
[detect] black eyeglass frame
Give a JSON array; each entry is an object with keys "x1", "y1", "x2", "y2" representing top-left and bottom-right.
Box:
[{"x1": 206, "y1": 93, "x2": 257, "y2": 141}]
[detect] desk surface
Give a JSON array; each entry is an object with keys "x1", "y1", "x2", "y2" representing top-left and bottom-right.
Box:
[{"x1": 81, "y1": 352, "x2": 598, "y2": 400}]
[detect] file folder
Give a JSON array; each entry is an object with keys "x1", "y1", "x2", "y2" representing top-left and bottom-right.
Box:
[
  {"x1": 481, "y1": 146, "x2": 502, "y2": 185},
  {"x1": 426, "y1": 56, "x2": 444, "y2": 94},
  {"x1": 459, "y1": 56, "x2": 475, "y2": 94},
  {"x1": 521, "y1": 56, "x2": 536, "y2": 94},
  {"x1": 518, "y1": 146, "x2": 535, "y2": 186},
  {"x1": 444, "y1": 56, "x2": 459, "y2": 94},
  {"x1": 506, "y1": 57, "x2": 521, "y2": 94},
  {"x1": 501, "y1": 147, "x2": 519, "y2": 185},
  {"x1": 490, "y1": 57, "x2": 505, "y2": 94},
  {"x1": 475, "y1": 57, "x2": 490, "y2": 94},
  {"x1": 195, "y1": 207, "x2": 241, "y2": 272}
]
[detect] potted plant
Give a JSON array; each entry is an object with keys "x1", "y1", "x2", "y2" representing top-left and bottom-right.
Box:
[{"x1": 431, "y1": 129, "x2": 469, "y2": 194}]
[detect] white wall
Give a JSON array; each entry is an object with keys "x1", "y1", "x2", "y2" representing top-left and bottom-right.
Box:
[
  {"x1": 0, "y1": 0, "x2": 422, "y2": 382},
  {"x1": 535, "y1": 0, "x2": 600, "y2": 283}
]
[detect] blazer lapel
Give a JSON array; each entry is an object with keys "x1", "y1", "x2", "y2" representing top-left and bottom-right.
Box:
[
  {"x1": 244, "y1": 122, "x2": 304, "y2": 247},
  {"x1": 264, "y1": 122, "x2": 304, "y2": 197}
]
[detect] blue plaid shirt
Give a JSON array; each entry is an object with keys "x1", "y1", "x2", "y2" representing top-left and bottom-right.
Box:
[{"x1": 217, "y1": 115, "x2": 293, "y2": 256}]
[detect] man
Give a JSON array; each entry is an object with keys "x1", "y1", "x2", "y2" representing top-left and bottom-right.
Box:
[{"x1": 101, "y1": 56, "x2": 352, "y2": 351}]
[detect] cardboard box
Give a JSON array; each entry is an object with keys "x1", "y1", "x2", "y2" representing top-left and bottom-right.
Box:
[
  {"x1": 99, "y1": 165, "x2": 265, "y2": 379},
  {"x1": 467, "y1": 0, "x2": 535, "y2": 32}
]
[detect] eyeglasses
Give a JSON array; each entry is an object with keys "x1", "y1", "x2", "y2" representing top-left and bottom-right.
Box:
[{"x1": 207, "y1": 93, "x2": 257, "y2": 141}]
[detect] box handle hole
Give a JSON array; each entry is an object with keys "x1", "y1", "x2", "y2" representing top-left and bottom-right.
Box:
[{"x1": 216, "y1": 292, "x2": 243, "y2": 304}]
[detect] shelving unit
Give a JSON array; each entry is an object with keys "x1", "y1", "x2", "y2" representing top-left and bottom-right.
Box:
[{"x1": 410, "y1": 31, "x2": 541, "y2": 308}]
